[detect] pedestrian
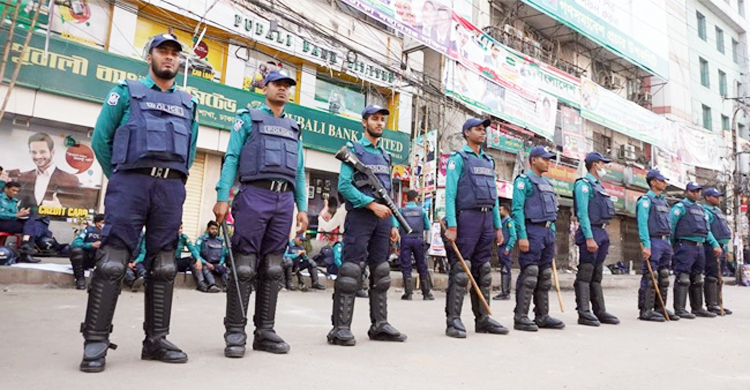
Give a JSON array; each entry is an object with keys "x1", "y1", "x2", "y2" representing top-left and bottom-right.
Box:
[
  {"x1": 572, "y1": 152, "x2": 620, "y2": 326},
  {"x1": 0, "y1": 181, "x2": 38, "y2": 263},
  {"x1": 327, "y1": 105, "x2": 406, "y2": 346},
  {"x1": 443, "y1": 118, "x2": 508, "y2": 338},
  {"x1": 213, "y1": 69, "x2": 308, "y2": 358},
  {"x1": 397, "y1": 189, "x2": 434, "y2": 301},
  {"x1": 636, "y1": 170, "x2": 674, "y2": 322},
  {"x1": 69, "y1": 214, "x2": 105, "y2": 290},
  {"x1": 79, "y1": 34, "x2": 198, "y2": 372},
  {"x1": 493, "y1": 204, "x2": 516, "y2": 300},
  {"x1": 701, "y1": 187, "x2": 733, "y2": 315},
  {"x1": 511, "y1": 146, "x2": 565, "y2": 332},
  {"x1": 670, "y1": 182, "x2": 722, "y2": 319},
  {"x1": 195, "y1": 221, "x2": 230, "y2": 292}
]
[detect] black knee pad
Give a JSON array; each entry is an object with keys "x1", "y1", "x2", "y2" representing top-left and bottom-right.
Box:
[
  {"x1": 676, "y1": 273, "x2": 691, "y2": 286},
  {"x1": 521, "y1": 265, "x2": 539, "y2": 289},
  {"x1": 538, "y1": 268, "x2": 552, "y2": 290},
  {"x1": 477, "y1": 262, "x2": 492, "y2": 288},
  {"x1": 658, "y1": 269, "x2": 670, "y2": 280},
  {"x1": 93, "y1": 247, "x2": 129, "y2": 281},
  {"x1": 335, "y1": 262, "x2": 362, "y2": 294},
  {"x1": 70, "y1": 247, "x2": 85, "y2": 262},
  {"x1": 233, "y1": 253, "x2": 257, "y2": 282},
  {"x1": 370, "y1": 262, "x2": 391, "y2": 293},
  {"x1": 705, "y1": 276, "x2": 718, "y2": 284},
  {"x1": 577, "y1": 263, "x2": 595, "y2": 283},
  {"x1": 453, "y1": 270, "x2": 469, "y2": 288},
  {"x1": 690, "y1": 273, "x2": 704, "y2": 286},
  {"x1": 282, "y1": 257, "x2": 293, "y2": 269},
  {"x1": 263, "y1": 253, "x2": 284, "y2": 280},
  {"x1": 150, "y1": 251, "x2": 177, "y2": 282}
]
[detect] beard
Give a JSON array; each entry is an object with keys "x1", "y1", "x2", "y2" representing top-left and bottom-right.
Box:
[
  {"x1": 151, "y1": 61, "x2": 178, "y2": 80},
  {"x1": 365, "y1": 126, "x2": 383, "y2": 138}
]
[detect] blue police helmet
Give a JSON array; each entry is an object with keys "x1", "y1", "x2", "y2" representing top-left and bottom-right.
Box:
[{"x1": 0, "y1": 246, "x2": 17, "y2": 265}]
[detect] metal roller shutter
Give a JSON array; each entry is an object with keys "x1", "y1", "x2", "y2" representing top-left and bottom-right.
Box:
[{"x1": 182, "y1": 152, "x2": 206, "y2": 240}]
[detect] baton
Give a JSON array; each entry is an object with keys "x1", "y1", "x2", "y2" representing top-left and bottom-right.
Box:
[
  {"x1": 222, "y1": 220, "x2": 246, "y2": 319},
  {"x1": 439, "y1": 219, "x2": 491, "y2": 315}
]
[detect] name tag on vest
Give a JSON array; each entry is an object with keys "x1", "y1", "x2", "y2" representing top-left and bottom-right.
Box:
[
  {"x1": 368, "y1": 165, "x2": 390, "y2": 174},
  {"x1": 538, "y1": 184, "x2": 554, "y2": 192},
  {"x1": 404, "y1": 211, "x2": 421, "y2": 217},
  {"x1": 470, "y1": 167, "x2": 493, "y2": 176},
  {"x1": 260, "y1": 125, "x2": 297, "y2": 139},
  {"x1": 141, "y1": 102, "x2": 185, "y2": 117}
]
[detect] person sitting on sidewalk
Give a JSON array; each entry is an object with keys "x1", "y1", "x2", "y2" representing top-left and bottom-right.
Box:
[
  {"x1": 283, "y1": 234, "x2": 325, "y2": 291},
  {"x1": 175, "y1": 223, "x2": 218, "y2": 293},
  {"x1": 123, "y1": 230, "x2": 147, "y2": 292},
  {"x1": 0, "y1": 181, "x2": 38, "y2": 263},
  {"x1": 69, "y1": 214, "x2": 105, "y2": 290},
  {"x1": 196, "y1": 221, "x2": 229, "y2": 292}
]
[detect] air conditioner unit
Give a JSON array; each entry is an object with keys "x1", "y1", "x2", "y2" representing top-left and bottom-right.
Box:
[
  {"x1": 618, "y1": 144, "x2": 637, "y2": 161},
  {"x1": 604, "y1": 74, "x2": 625, "y2": 90},
  {"x1": 635, "y1": 92, "x2": 653, "y2": 106}
]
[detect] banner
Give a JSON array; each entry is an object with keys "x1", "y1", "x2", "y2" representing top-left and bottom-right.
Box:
[
  {"x1": 670, "y1": 121, "x2": 727, "y2": 171},
  {"x1": 496, "y1": 179, "x2": 514, "y2": 199},
  {"x1": 411, "y1": 130, "x2": 438, "y2": 191},
  {"x1": 624, "y1": 166, "x2": 649, "y2": 189},
  {"x1": 340, "y1": 0, "x2": 581, "y2": 105},
  {"x1": 602, "y1": 162, "x2": 625, "y2": 184},
  {"x1": 602, "y1": 182, "x2": 625, "y2": 211},
  {"x1": 522, "y1": 0, "x2": 669, "y2": 79},
  {"x1": 580, "y1": 78, "x2": 670, "y2": 146},
  {"x1": 50, "y1": 0, "x2": 110, "y2": 48},
  {"x1": 0, "y1": 28, "x2": 411, "y2": 164},
  {"x1": 488, "y1": 125, "x2": 525, "y2": 154},
  {"x1": 437, "y1": 153, "x2": 450, "y2": 188},
  {"x1": 652, "y1": 148, "x2": 688, "y2": 189},
  {"x1": 444, "y1": 61, "x2": 558, "y2": 140},
  {"x1": 560, "y1": 106, "x2": 589, "y2": 160},
  {"x1": 624, "y1": 189, "x2": 646, "y2": 215},
  {"x1": 546, "y1": 163, "x2": 577, "y2": 197}
]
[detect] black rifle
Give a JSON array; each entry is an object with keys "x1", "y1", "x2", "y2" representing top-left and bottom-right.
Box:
[{"x1": 335, "y1": 146, "x2": 412, "y2": 234}]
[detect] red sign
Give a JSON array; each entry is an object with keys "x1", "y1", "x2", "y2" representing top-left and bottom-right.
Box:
[
  {"x1": 65, "y1": 144, "x2": 95, "y2": 174},
  {"x1": 496, "y1": 180, "x2": 513, "y2": 199},
  {"x1": 194, "y1": 41, "x2": 209, "y2": 59}
]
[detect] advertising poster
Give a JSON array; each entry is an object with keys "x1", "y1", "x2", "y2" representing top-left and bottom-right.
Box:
[
  {"x1": 313, "y1": 77, "x2": 366, "y2": 120},
  {"x1": 50, "y1": 0, "x2": 110, "y2": 48}
]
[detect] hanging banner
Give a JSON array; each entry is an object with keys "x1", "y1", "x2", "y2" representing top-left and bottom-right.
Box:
[
  {"x1": 411, "y1": 130, "x2": 437, "y2": 191},
  {"x1": 653, "y1": 148, "x2": 688, "y2": 189},
  {"x1": 602, "y1": 162, "x2": 625, "y2": 184},
  {"x1": 602, "y1": 182, "x2": 626, "y2": 211},
  {"x1": 437, "y1": 153, "x2": 450, "y2": 188},
  {"x1": 560, "y1": 106, "x2": 590, "y2": 160},
  {"x1": 546, "y1": 163, "x2": 577, "y2": 197},
  {"x1": 444, "y1": 60, "x2": 558, "y2": 140},
  {"x1": 488, "y1": 125, "x2": 525, "y2": 154},
  {"x1": 624, "y1": 166, "x2": 649, "y2": 189},
  {"x1": 671, "y1": 121, "x2": 727, "y2": 171}
]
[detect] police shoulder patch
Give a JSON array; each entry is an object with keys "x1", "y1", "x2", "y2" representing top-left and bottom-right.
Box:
[
  {"x1": 517, "y1": 180, "x2": 525, "y2": 190},
  {"x1": 581, "y1": 185, "x2": 589, "y2": 194},
  {"x1": 673, "y1": 208, "x2": 681, "y2": 216},
  {"x1": 106, "y1": 92, "x2": 120, "y2": 106},
  {"x1": 642, "y1": 200, "x2": 650, "y2": 208},
  {"x1": 233, "y1": 118, "x2": 244, "y2": 131},
  {"x1": 447, "y1": 160, "x2": 456, "y2": 170}
]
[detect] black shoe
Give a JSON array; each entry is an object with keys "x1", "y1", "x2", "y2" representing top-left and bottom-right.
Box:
[
  {"x1": 493, "y1": 292, "x2": 510, "y2": 301},
  {"x1": 423, "y1": 292, "x2": 435, "y2": 300},
  {"x1": 141, "y1": 338, "x2": 188, "y2": 363},
  {"x1": 513, "y1": 316, "x2": 539, "y2": 332},
  {"x1": 577, "y1": 311, "x2": 601, "y2": 327},
  {"x1": 709, "y1": 306, "x2": 732, "y2": 315},
  {"x1": 207, "y1": 284, "x2": 221, "y2": 293},
  {"x1": 595, "y1": 311, "x2": 620, "y2": 325},
  {"x1": 401, "y1": 293, "x2": 412, "y2": 300},
  {"x1": 638, "y1": 310, "x2": 666, "y2": 322},
  {"x1": 475, "y1": 317, "x2": 509, "y2": 335},
  {"x1": 355, "y1": 289, "x2": 368, "y2": 298},
  {"x1": 692, "y1": 308, "x2": 717, "y2": 318},
  {"x1": 664, "y1": 309, "x2": 681, "y2": 321},
  {"x1": 18, "y1": 253, "x2": 39, "y2": 263},
  {"x1": 327, "y1": 328, "x2": 356, "y2": 346},
  {"x1": 311, "y1": 282, "x2": 326, "y2": 291},
  {"x1": 79, "y1": 341, "x2": 114, "y2": 373},
  {"x1": 535, "y1": 315, "x2": 565, "y2": 329},
  {"x1": 445, "y1": 318, "x2": 467, "y2": 339},
  {"x1": 252, "y1": 330, "x2": 290, "y2": 354},
  {"x1": 19, "y1": 243, "x2": 37, "y2": 255},
  {"x1": 75, "y1": 278, "x2": 86, "y2": 290},
  {"x1": 223, "y1": 332, "x2": 247, "y2": 358},
  {"x1": 131, "y1": 276, "x2": 145, "y2": 292},
  {"x1": 674, "y1": 309, "x2": 696, "y2": 320},
  {"x1": 367, "y1": 323, "x2": 407, "y2": 342}
]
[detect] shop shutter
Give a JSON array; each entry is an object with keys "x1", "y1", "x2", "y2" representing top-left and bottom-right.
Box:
[{"x1": 182, "y1": 152, "x2": 206, "y2": 241}]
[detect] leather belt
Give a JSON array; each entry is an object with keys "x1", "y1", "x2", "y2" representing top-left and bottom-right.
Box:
[
  {"x1": 131, "y1": 167, "x2": 185, "y2": 180},
  {"x1": 527, "y1": 221, "x2": 553, "y2": 228},
  {"x1": 678, "y1": 239, "x2": 703, "y2": 247},
  {"x1": 592, "y1": 223, "x2": 608, "y2": 228},
  {"x1": 246, "y1": 179, "x2": 293, "y2": 193},
  {"x1": 650, "y1": 235, "x2": 669, "y2": 240},
  {"x1": 467, "y1": 207, "x2": 491, "y2": 212}
]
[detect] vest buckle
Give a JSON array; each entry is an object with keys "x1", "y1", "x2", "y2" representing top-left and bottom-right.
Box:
[
  {"x1": 150, "y1": 167, "x2": 170, "y2": 179},
  {"x1": 270, "y1": 180, "x2": 288, "y2": 193}
]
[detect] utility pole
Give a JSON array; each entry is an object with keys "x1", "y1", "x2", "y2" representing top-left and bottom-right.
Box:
[{"x1": 727, "y1": 97, "x2": 750, "y2": 284}]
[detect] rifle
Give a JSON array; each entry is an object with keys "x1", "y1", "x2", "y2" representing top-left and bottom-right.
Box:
[
  {"x1": 221, "y1": 221, "x2": 246, "y2": 320},
  {"x1": 335, "y1": 146, "x2": 412, "y2": 234}
]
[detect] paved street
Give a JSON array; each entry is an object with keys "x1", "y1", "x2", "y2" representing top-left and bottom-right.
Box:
[{"x1": 1, "y1": 283, "x2": 749, "y2": 390}]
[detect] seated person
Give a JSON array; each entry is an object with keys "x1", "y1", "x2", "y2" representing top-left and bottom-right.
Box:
[
  {"x1": 313, "y1": 242, "x2": 342, "y2": 277},
  {"x1": 174, "y1": 223, "x2": 219, "y2": 293},
  {"x1": 0, "y1": 181, "x2": 38, "y2": 262},
  {"x1": 283, "y1": 234, "x2": 325, "y2": 291},
  {"x1": 123, "y1": 230, "x2": 147, "y2": 292},
  {"x1": 69, "y1": 214, "x2": 105, "y2": 290},
  {"x1": 196, "y1": 221, "x2": 229, "y2": 292}
]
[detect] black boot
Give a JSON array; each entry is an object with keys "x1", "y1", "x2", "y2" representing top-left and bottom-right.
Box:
[
  {"x1": 493, "y1": 271, "x2": 511, "y2": 300},
  {"x1": 575, "y1": 263, "x2": 600, "y2": 326},
  {"x1": 70, "y1": 248, "x2": 87, "y2": 290},
  {"x1": 253, "y1": 254, "x2": 290, "y2": 354},
  {"x1": 308, "y1": 262, "x2": 326, "y2": 290},
  {"x1": 472, "y1": 262, "x2": 508, "y2": 335},
  {"x1": 657, "y1": 270, "x2": 680, "y2": 320},
  {"x1": 591, "y1": 263, "x2": 619, "y2": 324},
  {"x1": 514, "y1": 266, "x2": 539, "y2": 332},
  {"x1": 367, "y1": 262, "x2": 407, "y2": 342},
  {"x1": 420, "y1": 273, "x2": 434, "y2": 300},
  {"x1": 79, "y1": 246, "x2": 129, "y2": 373},
  {"x1": 224, "y1": 253, "x2": 256, "y2": 358},
  {"x1": 445, "y1": 262, "x2": 467, "y2": 338},
  {"x1": 327, "y1": 262, "x2": 360, "y2": 346},
  {"x1": 192, "y1": 264, "x2": 209, "y2": 292},
  {"x1": 131, "y1": 269, "x2": 146, "y2": 293},
  {"x1": 141, "y1": 252, "x2": 187, "y2": 363},
  {"x1": 533, "y1": 268, "x2": 565, "y2": 329},
  {"x1": 638, "y1": 278, "x2": 666, "y2": 322},
  {"x1": 689, "y1": 274, "x2": 716, "y2": 318},
  {"x1": 283, "y1": 262, "x2": 296, "y2": 291},
  {"x1": 705, "y1": 276, "x2": 732, "y2": 315},
  {"x1": 673, "y1": 273, "x2": 696, "y2": 319},
  {"x1": 18, "y1": 241, "x2": 39, "y2": 263},
  {"x1": 401, "y1": 275, "x2": 413, "y2": 300}
]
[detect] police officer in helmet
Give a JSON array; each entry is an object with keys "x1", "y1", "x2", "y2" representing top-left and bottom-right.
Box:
[
  {"x1": 443, "y1": 118, "x2": 508, "y2": 338},
  {"x1": 214, "y1": 69, "x2": 308, "y2": 358},
  {"x1": 80, "y1": 34, "x2": 199, "y2": 372},
  {"x1": 511, "y1": 146, "x2": 564, "y2": 331}
]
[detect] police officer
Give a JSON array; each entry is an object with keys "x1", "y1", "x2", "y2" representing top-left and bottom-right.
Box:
[
  {"x1": 195, "y1": 221, "x2": 229, "y2": 292},
  {"x1": 512, "y1": 146, "x2": 564, "y2": 332},
  {"x1": 283, "y1": 234, "x2": 326, "y2": 291},
  {"x1": 70, "y1": 214, "x2": 105, "y2": 290},
  {"x1": 702, "y1": 187, "x2": 733, "y2": 315},
  {"x1": 327, "y1": 105, "x2": 407, "y2": 346},
  {"x1": 636, "y1": 170, "x2": 674, "y2": 322},
  {"x1": 443, "y1": 118, "x2": 508, "y2": 338},
  {"x1": 80, "y1": 34, "x2": 198, "y2": 372},
  {"x1": 214, "y1": 69, "x2": 308, "y2": 358},
  {"x1": 0, "y1": 181, "x2": 38, "y2": 263},
  {"x1": 670, "y1": 182, "x2": 722, "y2": 319},
  {"x1": 572, "y1": 152, "x2": 619, "y2": 326},
  {"x1": 493, "y1": 204, "x2": 516, "y2": 300},
  {"x1": 173, "y1": 223, "x2": 214, "y2": 293},
  {"x1": 398, "y1": 189, "x2": 433, "y2": 301}
]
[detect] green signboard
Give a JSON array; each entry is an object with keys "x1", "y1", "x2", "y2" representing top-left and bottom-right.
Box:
[
  {"x1": 602, "y1": 162, "x2": 625, "y2": 184},
  {"x1": 0, "y1": 0, "x2": 49, "y2": 27},
  {"x1": 0, "y1": 28, "x2": 410, "y2": 164}
]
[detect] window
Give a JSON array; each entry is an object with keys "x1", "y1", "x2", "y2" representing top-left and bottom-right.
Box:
[
  {"x1": 697, "y1": 12, "x2": 706, "y2": 40},
  {"x1": 700, "y1": 58, "x2": 710, "y2": 87},
  {"x1": 715, "y1": 27, "x2": 724, "y2": 53},
  {"x1": 722, "y1": 115, "x2": 730, "y2": 131},
  {"x1": 719, "y1": 70, "x2": 727, "y2": 96},
  {"x1": 740, "y1": 124, "x2": 748, "y2": 140},
  {"x1": 737, "y1": 81, "x2": 744, "y2": 97},
  {"x1": 733, "y1": 38, "x2": 740, "y2": 63},
  {"x1": 593, "y1": 132, "x2": 612, "y2": 155},
  {"x1": 740, "y1": 0, "x2": 746, "y2": 17},
  {"x1": 702, "y1": 105, "x2": 712, "y2": 130}
]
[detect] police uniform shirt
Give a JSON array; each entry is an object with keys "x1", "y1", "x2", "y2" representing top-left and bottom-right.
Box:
[
  {"x1": 196, "y1": 233, "x2": 227, "y2": 265},
  {"x1": 574, "y1": 172, "x2": 600, "y2": 240},
  {"x1": 636, "y1": 190, "x2": 666, "y2": 249},
  {"x1": 703, "y1": 204, "x2": 731, "y2": 246},
  {"x1": 396, "y1": 201, "x2": 431, "y2": 232},
  {"x1": 444, "y1": 145, "x2": 501, "y2": 229},
  {"x1": 91, "y1": 75, "x2": 200, "y2": 178},
  {"x1": 175, "y1": 233, "x2": 202, "y2": 261},
  {"x1": 501, "y1": 215, "x2": 517, "y2": 252},
  {"x1": 215, "y1": 105, "x2": 307, "y2": 212},
  {"x1": 0, "y1": 192, "x2": 20, "y2": 220},
  {"x1": 511, "y1": 171, "x2": 557, "y2": 240}
]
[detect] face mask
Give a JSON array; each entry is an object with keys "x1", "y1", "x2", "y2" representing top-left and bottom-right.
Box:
[{"x1": 597, "y1": 167, "x2": 607, "y2": 178}]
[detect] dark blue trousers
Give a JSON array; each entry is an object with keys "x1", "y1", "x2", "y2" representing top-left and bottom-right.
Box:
[
  {"x1": 448, "y1": 209, "x2": 494, "y2": 266},
  {"x1": 341, "y1": 208, "x2": 391, "y2": 266},
  {"x1": 498, "y1": 250, "x2": 512, "y2": 273},
  {"x1": 398, "y1": 236, "x2": 427, "y2": 278},
  {"x1": 704, "y1": 243, "x2": 727, "y2": 279},
  {"x1": 673, "y1": 240, "x2": 705, "y2": 276},
  {"x1": 518, "y1": 223, "x2": 555, "y2": 270},
  {"x1": 638, "y1": 238, "x2": 673, "y2": 296},
  {"x1": 231, "y1": 184, "x2": 294, "y2": 256},
  {"x1": 575, "y1": 226, "x2": 610, "y2": 265},
  {"x1": 0, "y1": 215, "x2": 36, "y2": 237}
]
